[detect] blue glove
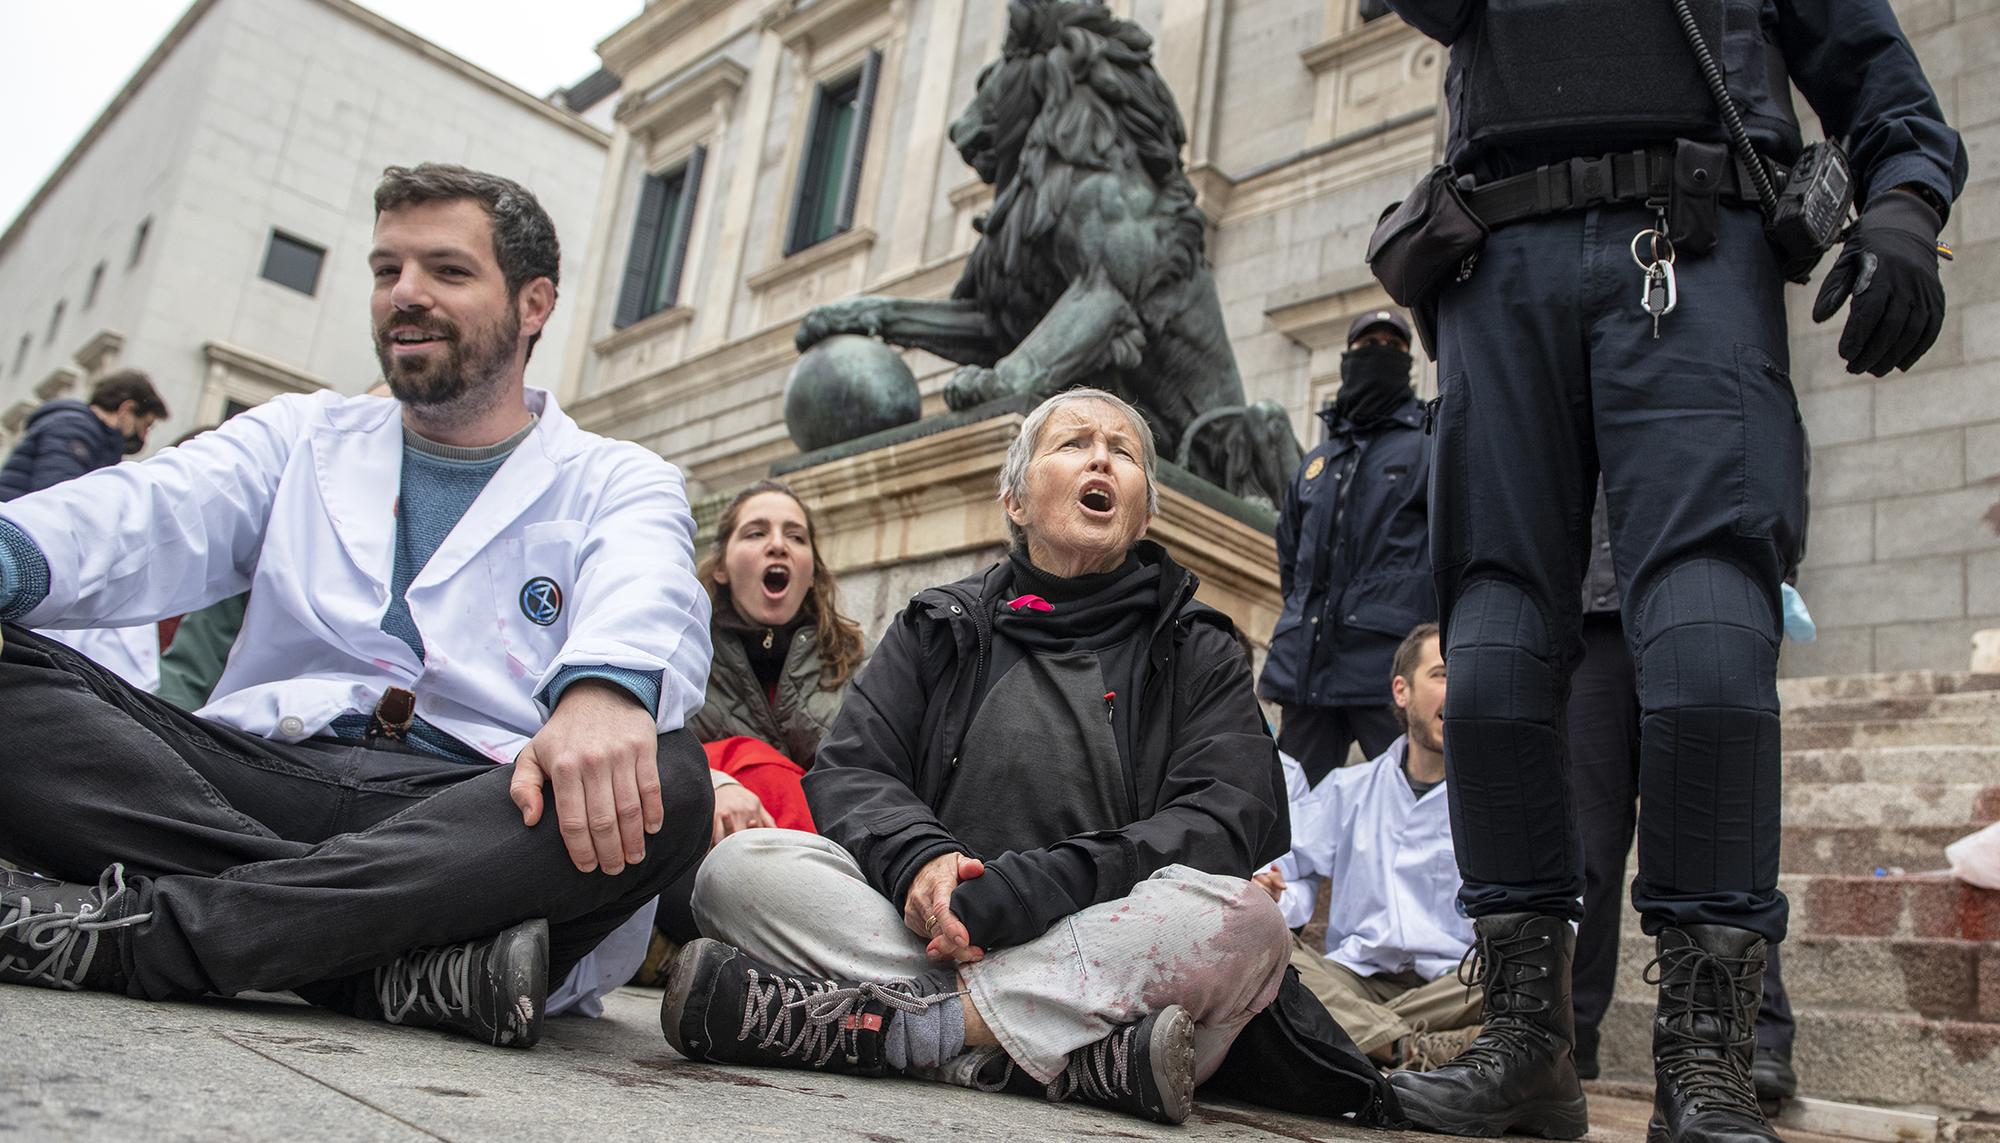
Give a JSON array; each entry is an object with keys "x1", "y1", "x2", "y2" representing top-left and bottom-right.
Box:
[{"x1": 1781, "y1": 583, "x2": 1817, "y2": 644}]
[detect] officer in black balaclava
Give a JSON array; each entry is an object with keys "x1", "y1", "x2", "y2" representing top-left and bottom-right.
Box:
[
  {"x1": 1259, "y1": 310, "x2": 1435, "y2": 787},
  {"x1": 1377, "y1": 2, "x2": 1966, "y2": 1142}
]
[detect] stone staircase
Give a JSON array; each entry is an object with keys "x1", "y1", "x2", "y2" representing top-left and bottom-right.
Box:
[{"x1": 1596, "y1": 671, "x2": 2000, "y2": 1120}]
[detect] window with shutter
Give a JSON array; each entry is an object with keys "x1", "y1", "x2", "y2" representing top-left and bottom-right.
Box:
[
  {"x1": 786, "y1": 50, "x2": 882, "y2": 255},
  {"x1": 612, "y1": 146, "x2": 707, "y2": 330}
]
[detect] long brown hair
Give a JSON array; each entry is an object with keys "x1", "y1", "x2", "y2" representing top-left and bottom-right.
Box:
[{"x1": 696, "y1": 480, "x2": 865, "y2": 690}]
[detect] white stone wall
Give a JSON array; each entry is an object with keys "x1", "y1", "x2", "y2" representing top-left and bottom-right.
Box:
[{"x1": 0, "y1": 0, "x2": 607, "y2": 449}]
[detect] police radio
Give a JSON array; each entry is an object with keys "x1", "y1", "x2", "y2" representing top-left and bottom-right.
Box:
[{"x1": 1671, "y1": 0, "x2": 1853, "y2": 282}]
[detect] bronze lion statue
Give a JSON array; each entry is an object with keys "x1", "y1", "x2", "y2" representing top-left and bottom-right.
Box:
[{"x1": 793, "y1": 0, "x2": 1299, "y2": 507}]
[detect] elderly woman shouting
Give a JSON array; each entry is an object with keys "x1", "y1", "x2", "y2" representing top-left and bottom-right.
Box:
[{"x1": 661, "y1": 389, "x2": 1292, "y2": 1125}]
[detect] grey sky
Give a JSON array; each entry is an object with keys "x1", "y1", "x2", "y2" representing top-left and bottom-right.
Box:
[{"x1": 0, "y1": 0, "x2": 638, "y2": 232}]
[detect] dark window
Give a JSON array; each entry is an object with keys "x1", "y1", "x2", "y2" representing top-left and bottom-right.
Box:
[
  {"x1": 129, "y1": 218, "x2": 151, "y2": 268},
  {"x1": 786, "y1": 49, "x2": 882, "y2": 256},
  {"x1": 46, "y1": 301, "x2": 64, "y2": 344},
  {"x1": 613, "y1": 145, "x2": 708, "y2": 330},
  {"x1": 223, "y1": 399, "x2": 255, "y2": 421},
  {"x1": 1359, "y1": 0, "x2": 1392, "y2": 20},
  {"x1": 260, "y1": 231, "x2": 326, "y2": 296},
  {"x1": 85, "y1": 262, "x2": 105, "y2": 308}
]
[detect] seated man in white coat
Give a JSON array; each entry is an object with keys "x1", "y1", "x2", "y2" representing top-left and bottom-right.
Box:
[
  {"x1": 1255, "y1": 623, "x2": 1482, "y2": 1070},
  {"x1": 0, "y1": 164, "x2": 713, "y2": 1048}
]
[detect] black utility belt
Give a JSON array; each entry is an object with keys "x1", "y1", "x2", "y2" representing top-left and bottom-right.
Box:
[{"x1": 1466, "y1": 143, "x2": 1772, "y2": 231}]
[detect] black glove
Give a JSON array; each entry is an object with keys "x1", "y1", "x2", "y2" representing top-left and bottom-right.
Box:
[{"x1": 1810, "y1": 191, "x2": 1946, "y2": 377}]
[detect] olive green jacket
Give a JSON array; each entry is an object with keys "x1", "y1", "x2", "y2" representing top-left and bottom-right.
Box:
[{"x1": 687, "y1": 624, "x2": 849, "y2": 768}]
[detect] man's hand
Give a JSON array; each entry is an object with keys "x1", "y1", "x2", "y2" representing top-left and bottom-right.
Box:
[
  {"x1": 712, "y1": 782, "x2": 775, "y2": 846},
  {"x1": 510, "y1": 679, "x2": 662, "y2": 875},
  {"x1": 1253, "y1": 864, "x2": 1286, "y2": 903},
  {"x1": 904, "y1": 851, "x2": 986, "y2": 965},
  {"x1": 1811, "y1": 188, "x2": 1947, "y2": 377}
]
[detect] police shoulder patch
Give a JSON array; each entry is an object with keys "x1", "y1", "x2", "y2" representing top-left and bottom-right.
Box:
[
  {"x1": 1304, "y1": 456, "x2": 1326, "y2": 481},
  {"x1": 519, "y1": 577, "x2": 563, "y2": 626}
]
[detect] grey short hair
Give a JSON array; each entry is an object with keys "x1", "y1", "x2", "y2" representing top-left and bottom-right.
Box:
[{"x1": 998, "y1": 388, "x2": 1160, "y2": 548}]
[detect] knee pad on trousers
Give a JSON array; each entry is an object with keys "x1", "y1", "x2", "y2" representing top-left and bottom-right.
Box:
[
  {"x1": 1443, "y1": 577, "x2": 1559, "y2": 724},
  {"x1": 1631, "y1": 558, "x2": 1780, "y2": 714}
]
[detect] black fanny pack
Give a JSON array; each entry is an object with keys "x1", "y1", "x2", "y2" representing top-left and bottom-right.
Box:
[{"x1": 1365, "y1": 166, "x2": 1488, "y2": 313}]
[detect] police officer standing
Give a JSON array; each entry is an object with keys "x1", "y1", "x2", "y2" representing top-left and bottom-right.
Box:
[
  {"x1": 1261, "y1": 310, "x2": 1436, "y2": 786},
  {"x1": 1376, "y1": 2, "x2": 1965, "y2": 1141}
]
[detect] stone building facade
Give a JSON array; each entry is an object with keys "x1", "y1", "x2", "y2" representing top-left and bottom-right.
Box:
[
  {"x1": 0, "y1": 0, "x2": 608, "y2": 448},
  {"x1": 560, "y1": 0, "x2": 1995, "y2": 676}
]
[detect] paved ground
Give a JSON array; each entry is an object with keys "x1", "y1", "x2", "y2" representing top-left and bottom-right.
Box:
[{"x1": 0, "y1": 986, "x2": 1850, "y2": 1143}]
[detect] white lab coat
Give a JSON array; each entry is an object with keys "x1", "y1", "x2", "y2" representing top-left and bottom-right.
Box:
[
  {"x1": 1, "y1": 388, "x2": 712, "y2": 759},
  {"x1": 47, "y1": 624, "x2": 161, "y2": 693},
  {"x1": 1274, "y1": 736, "x2": 1473, "y2": 981}
]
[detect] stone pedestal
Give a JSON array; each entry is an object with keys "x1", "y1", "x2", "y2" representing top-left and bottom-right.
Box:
[{"x1": 773, "y1": 407, "x2": 1283, "y2": 645}]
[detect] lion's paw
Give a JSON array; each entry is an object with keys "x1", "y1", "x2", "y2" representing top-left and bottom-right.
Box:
[
  {"x1": 943, "y1": 365, "x2": 1008, "y2": 411},
  {"x1": 795, "y1": 300, "x2": 880, "y2": 352}
]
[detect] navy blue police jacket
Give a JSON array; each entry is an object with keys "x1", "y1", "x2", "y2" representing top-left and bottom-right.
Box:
[{"x1": 1258, "y1": 393, "x2": 1435, "y2": 709}]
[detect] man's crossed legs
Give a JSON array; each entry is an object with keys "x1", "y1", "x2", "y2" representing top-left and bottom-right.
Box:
[
  {"x1": 664, "y1": 830, "x2": 1290, "y2": 1125},
  {"x1": 0, "y1": 626, "x2": 711, "y2": 1045}
]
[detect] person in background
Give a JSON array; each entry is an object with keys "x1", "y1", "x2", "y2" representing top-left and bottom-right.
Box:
[
  {"x1": 0, "y1": 370, "x2": 173, "y2": 690},
  {"x1": 1258, "y1": 623, "x2": 1480, "y2": 1072},
  {"x1": 0, "y1": 369, "x2": 167, "y2": 499},
  {"x1": 660, "y1": 388, "x2": 1291, "y2": 1126},
  {"x1": 636, "y1": 478, "x2": 865, "y2": 977},
  {"x1": 1260, "y1": 310, "x2": 1435, "y2": 785}
]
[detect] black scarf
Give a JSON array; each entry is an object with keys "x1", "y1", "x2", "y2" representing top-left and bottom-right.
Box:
[{"x1": 1333, "y1": 346, "x2": 1414, "y2": 430}]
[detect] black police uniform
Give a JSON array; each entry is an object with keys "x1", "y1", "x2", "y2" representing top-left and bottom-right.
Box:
[
  {"x1": 1261, "y1": 327, "x2": 1435, "y2": 785},
  {"x1": 1379, "y1": 2, "x2": 1963, "y2": 1139}
]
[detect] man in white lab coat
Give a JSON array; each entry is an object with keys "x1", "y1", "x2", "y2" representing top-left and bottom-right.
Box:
[
  {"x1": 0, "y1": 164, "x2": 714, "y2": 1049},
  {"x1": 1255, "y1": 623, "x2": 1482, "y2": 1070}
]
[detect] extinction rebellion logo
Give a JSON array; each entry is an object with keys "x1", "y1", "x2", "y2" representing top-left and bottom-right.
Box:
[{"x1": 520, "y1": 577, "x2": 563, "y2": 626}]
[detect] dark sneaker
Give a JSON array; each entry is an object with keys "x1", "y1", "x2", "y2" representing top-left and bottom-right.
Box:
[
  {"x1": 661, "y1": 937, "x2": 949, "y2": 1077},
  {"x1": 1750, "y1": 1047, "x2": 1797, "y2": 1116},
  {"x1": 942, "y1": 1006, "x2": 1197, "y2": 1125},
  {"x1": 1397, "y1": 1025, "x2": 1484, "y2": 1073},
  {"x1": 0, "y1": 864, "x2": 150, "y2": 992},
  {"x1": 373, "y1": 918, "x2": 548, "y2": 1048}
]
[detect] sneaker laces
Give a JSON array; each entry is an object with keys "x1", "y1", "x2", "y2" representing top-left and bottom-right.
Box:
[
  {"x1": 1049, "y1": 1019, "x2": 1139, "y2": 1103},
  {"x1": 738, "y1": 969, "x2": 957, "y2": 1068},
  {"x1": 0, "y1": 865, "x2": 151, "y2": 990},
  {"x1": 1437, "y1": 928, "x2": 1559, "y2": 1072},
  {"x1": 377, "y1": 937, "x2": 476, "y2": 1024},
  {"x1": 1644, "y1": 943, "x2": 1763, "y2": 1112}
]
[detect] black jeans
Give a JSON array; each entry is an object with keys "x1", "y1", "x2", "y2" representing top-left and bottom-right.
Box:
[
  {"x1": 0, "y1": 625, "x2": 712, "y2": 1001},
  {"x1": 1568, "y1": 613, "x2": 1794, "y2": 1055},
  {"x1": 1431, "y1": 203, "x2": 1802, "y2": 942},
  {"x1": 1276, "y1": 702, "x2": 1404, "y2": 786}
]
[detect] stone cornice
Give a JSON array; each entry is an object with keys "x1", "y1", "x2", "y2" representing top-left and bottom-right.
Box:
[
  {"x1": 1300, "y1": 12, "x2": 1421, "y2": 74},
  {"x1": 762, "y1": 0, "x2": 896, "y2": 52},
  {"x1": 744, "y1": 226, "x2": 876, "y2": 293},
  {"x1": 617, "y1": 55, "x2": 747, "y2": 138},
  {"x1": 599, "y1": 0, "x2": 739, "y2": 77},
  {"x1": 202, "y1": 341, "x2": 330, "y2": 393}
]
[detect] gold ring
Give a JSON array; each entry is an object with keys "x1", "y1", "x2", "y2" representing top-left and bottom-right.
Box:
[{"x1": 925, "y1": 913, "x2": 939, "y2": 931}]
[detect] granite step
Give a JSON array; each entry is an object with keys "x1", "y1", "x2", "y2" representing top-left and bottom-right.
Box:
[
  {"x1": 1781, "y1": 824, "x2": 1980, "y2": 875},
  {"x1": 1779, "y1": 672, "x2": 2000, "y2": 707},
  {"x1": 1783, "y1": 746, "x2": 2000, "y2": 786},
  {"x1": 1595, "y1": 999, "x2": 2000, "y2": 1114},
  {"x1": 1612, "y1": 931, "x2": 2000, "y2": 1024},
  {"x1": 1782, "y1": 691, "x2": 2000, "y2": 726},
  {"x1": 1780, "y1": 873, "x2": 2000, "y2": 941},
  {"x1": 1784, "y1": 783, "x2": 2000, "y2": 828},
  {"x1": 1784, "y1": 717, "x2": 2000, "y2": 752}
]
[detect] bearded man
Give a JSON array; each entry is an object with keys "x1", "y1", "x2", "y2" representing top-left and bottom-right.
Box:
[{"x1": 0, "y1": 164, "x2": 714, "y2": 1049}]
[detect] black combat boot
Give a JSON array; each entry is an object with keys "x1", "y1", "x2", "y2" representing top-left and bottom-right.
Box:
[
  {"x1": 940, "y1": 1004, "x2": 1197, "y2": 1124},
  {"x1": 661, "y1": 937, "x2": 955, "y2": 1077},
  {"x1": 1646, "y1": 925, "x2": 1778, "y2": 1143},
  {"x1": 0, "y1": 865, "x2": 150, "y2": 992},
  {"x1": 365, "y1": 918, "x2": 549, "y2": 1048},
  {"x1": 1389, "y1": 912, "x2": 1589, "y2": 1138}
]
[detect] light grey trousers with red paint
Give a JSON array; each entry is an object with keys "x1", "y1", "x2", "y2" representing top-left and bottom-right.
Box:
[{"x1": 692, "y1": 829, "x2": 1291, "y2": 1085}]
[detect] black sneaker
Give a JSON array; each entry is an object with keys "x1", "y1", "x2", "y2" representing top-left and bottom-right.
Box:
[
  {"x1": 372, "y1": 919, "x2": 548, "y2": 1048},
  {"x1": 1750, "y1": 1047, "x2": 1797, "y2": 1116},
  {"x1": 942, "y1": 1006, "x2": 1197, "y2": 1125},
  {"x1": 661, "y1": 937, "x2": 948, "y2": 1077},
  {"x1": 0, "y1": 864, "x2": 150, "y2": 992}
]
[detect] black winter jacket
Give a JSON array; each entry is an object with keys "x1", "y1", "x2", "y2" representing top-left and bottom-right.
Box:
[
  {"x1": 1259, "y1": 394, "x2": 1435, "y2": 708},
  {"x1": 0, "y1": 400, "x2": 125, "y2": 500},
  {"x1": 804, "y1": 541, "x2": 1289, "y2": 952}
]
